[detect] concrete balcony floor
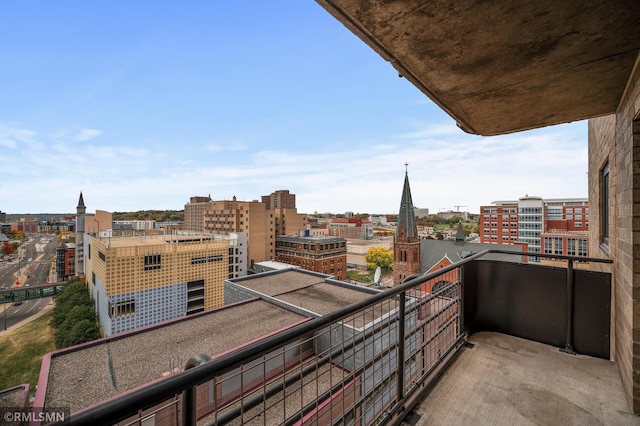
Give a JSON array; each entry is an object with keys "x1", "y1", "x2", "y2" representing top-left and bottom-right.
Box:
[{"x1": 408, "y1": 332, "x2": 640, "y2": 426}]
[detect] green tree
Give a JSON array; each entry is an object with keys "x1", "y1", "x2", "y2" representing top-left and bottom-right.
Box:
[
  {"x1": 51, "y1": 279, "x2": 93, "y2": 328},
  {"x1": 55, "y1": 305, "x2": 99, "y2": 348},
  {"x1": 51, "y1": 280, "x2": 100, "y2": 349},
  {"x1": 448, "y1": 216, "x2": 464, "y2": 224},
  {"x1": 69, "y1": 319, "x2": 100, "y2": 345},
  {"x1": 365, "y1": 247, "x2": 394, "y2": 271},
  {"x1": 56, "y1": 319, "x2": 100, "y2": 348}
]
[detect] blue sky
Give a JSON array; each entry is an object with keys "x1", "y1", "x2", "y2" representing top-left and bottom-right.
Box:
[{"x1": 0, "y1": 1, "x2": 587, "y2": 215}]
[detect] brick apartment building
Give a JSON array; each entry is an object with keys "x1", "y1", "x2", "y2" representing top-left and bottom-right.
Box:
[
  {"x1": 38, "y1": 219, "x2": 74, "y2": 233},
  {"x1": 479, "y1": 196, "x2": 589, "y2": 261},
  {"x1": 11, "y1": 217, "x2": 37, "y2": 233},
  {"x1": 275, "y1": 235, "x2": 347, "y2": 280},
  {"x1": 540, "y1": 231, "x2": 589, "y2": 268},
  {"x1": 55, "y1": 242, "x2": 75, "y2": 282},
  {"x1": 261, "y1": 189, "x2": 296, "y2": 209},
  {"x1": 328, "y1": 218, "x2": 374, "y2": 240}
]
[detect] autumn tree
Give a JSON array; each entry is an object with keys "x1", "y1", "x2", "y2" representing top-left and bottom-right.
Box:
[
  {"x1": 1, "y1": 242, "x2": 15, "y2": 255},
  {"x1": 365, "y1": 247, "x2": 394, "y2": 271},
  {"x1": 8, "y1": 230, "x2": 25, "y2": 240},
  {"x1": 57, "y1": 231, "x2": 72, "y2": 243}
]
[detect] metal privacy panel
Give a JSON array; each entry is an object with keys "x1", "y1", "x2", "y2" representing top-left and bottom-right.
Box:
[{"x1": 463, "y1": 261, "x2": 610, "y2": 359}]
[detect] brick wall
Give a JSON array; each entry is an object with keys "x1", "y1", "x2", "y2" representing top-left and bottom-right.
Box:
[{"x1": 588, "y1": 52, "x2": 640, "y2": 412}]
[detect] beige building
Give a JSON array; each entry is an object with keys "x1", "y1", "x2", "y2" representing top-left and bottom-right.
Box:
[
  {"x1": 186, "y1": 193, "x2": 307, "y2": 268},
  {"x1": 273, "y1": 207, "x2": 307, "y2": 236},
  {"x1": 184, "y1": 195, "x2": 212, "y2": 232},
  {"x1": 85, "y1": 232, "x2": 229, "y2": 336},
  {"x1": 84, "y1": 209, "x2": 113, "y2": 238}
]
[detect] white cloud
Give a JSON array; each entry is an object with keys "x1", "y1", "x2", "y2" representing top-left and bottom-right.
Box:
[
  {"x1": 0, "y1": 124, "x2": 37, "y2": 149},
  {"x1": 76, "y1": 129, "x2": 103, "y2": 141},
  {"x1": 0, "y1": 138, "x2": 17, "y2": 149},
  {"x1": 204, "y1": 142, "x2": 246, "y2": 152},
  {"x1": 0, "y1": 119, "x2": 588, "y2": 215}
]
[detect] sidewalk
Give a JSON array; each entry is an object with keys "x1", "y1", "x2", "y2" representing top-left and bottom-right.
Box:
[{"x1": 0, "y1": 301, "x2": 54, "y2": 337}]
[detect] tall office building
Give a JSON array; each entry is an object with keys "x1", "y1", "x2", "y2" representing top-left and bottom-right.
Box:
[
  {"x1": 186, "y1": 192, "x2": 307, "y2": 268},
  {"x1": 184, "y1": 195, "x2": 212, "y2": 232},
  {"x1": 261, "y1": 189, "x2": 296, "y2": 209}
]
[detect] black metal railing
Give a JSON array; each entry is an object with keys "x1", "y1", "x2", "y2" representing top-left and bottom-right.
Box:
[{"x1": 54, "y1": 249, "x2": 611, "y2": 426}]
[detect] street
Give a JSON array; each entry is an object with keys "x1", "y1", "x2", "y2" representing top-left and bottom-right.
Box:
[{"x1": 0, "y1": 234, "x2": 58, "y2": 331}]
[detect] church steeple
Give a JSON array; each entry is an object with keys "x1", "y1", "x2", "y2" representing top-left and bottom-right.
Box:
[
  {"x1": 77, "y1": 191, "x2": 86, "y2": 214},
  {"x1": 396, "y1": 165, "x2": 417, "y2": 240},
  {"x1": 75, "y1": 191, "x2": 86, "y2": 277},
  {"x1": 393, "y1": 165, "x2": 422, "y2": 286}
]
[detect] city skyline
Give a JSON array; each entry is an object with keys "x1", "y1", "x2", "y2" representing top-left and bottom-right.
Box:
[{"x1": 0, "y1": 1, "x2": 587, "y2": 215}]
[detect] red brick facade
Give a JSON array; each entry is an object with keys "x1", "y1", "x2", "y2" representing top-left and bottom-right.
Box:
[{"x1": 275, "y1": 236, "x2": 347, "y2": 280}]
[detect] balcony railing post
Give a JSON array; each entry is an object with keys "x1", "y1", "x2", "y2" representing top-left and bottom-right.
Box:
[
  {"x1": 561, "y1": 259, "x2": 576, "y2": 355},
  {"x1": 459, "y1": 265, "x2": 464, "y2": 334},
  {"x1": 182, "y1": 386, "x2": 196, "y2": 426},
  {"x1": 397, "y1": 291, "x2": 406, "y2": 401}
]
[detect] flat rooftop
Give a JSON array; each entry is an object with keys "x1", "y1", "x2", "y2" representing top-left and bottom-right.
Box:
[
  {"x1": 411, "y1": 332, "x2": 640, "y2": 426},
  {"x1": 276, "y1": 282, "x2": 397, "y2": 328},
  {"x1": 233, "y1": 270, "x2": 397, "y2": 328},
  {"x1": 97, "y1": 234, "x2": 227, "y2": 248},
  {"x1": 0, "y1": 384, "x2": 29, "y2": 408},
  {"x1": 233, "y1": 270, "x2": 326, "y2": 297},
  {"x1": 40, "y1": 299, "x2": 308, "y2": 413}
]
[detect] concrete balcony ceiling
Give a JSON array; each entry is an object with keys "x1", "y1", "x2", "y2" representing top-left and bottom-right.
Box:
[{"x1": 316, "y1": 1, "x2": 640, "y2": 136}]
